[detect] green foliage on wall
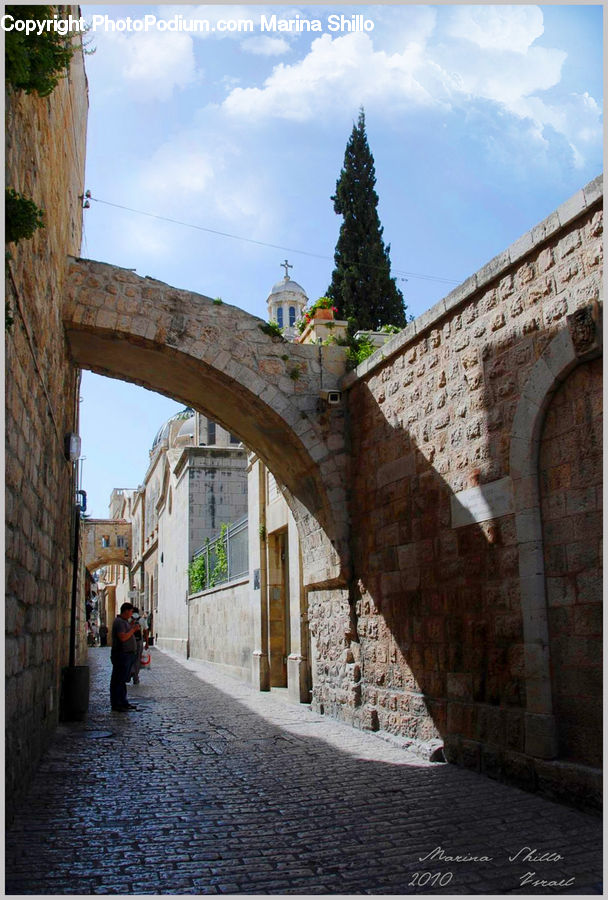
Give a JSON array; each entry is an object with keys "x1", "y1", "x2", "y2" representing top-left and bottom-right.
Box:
[
  {"x1": 5, "y1": 188, "x2": 44, "y2": 244},
  {"x1": 346, "y1": 334, "x2": 376, "y2": 370},
  {"x1": 5, "y1": 5, "x2": 75, "y2": 97},
  {"x1": 259, "y1": 320, "x2": 284, "y2": 339},
  {"x1": 188, "y1": 523, "x2": 231, "y2": 592},
  {"x1": 211, "y1": 523, "x2": 229, "y2": 586},
  {"x1": 188, "y1": 548, "x2": 208, "y2": 593}
]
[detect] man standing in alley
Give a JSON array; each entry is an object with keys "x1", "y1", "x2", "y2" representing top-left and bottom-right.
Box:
[{"x1": 110, "y1": 602, "x2": 140, "y2": 712}]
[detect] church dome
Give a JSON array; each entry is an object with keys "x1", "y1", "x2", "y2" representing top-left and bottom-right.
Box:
[
  {"x1": 151, "y1": 407, "x2": 194, "y2": 453},
  {"x1": 174, "y1": 413, "x2": 196, "y2": 446},
  {"x1": 266, "y1": 263, "x2": 309, "y2": 341},
  {"x1": 176, "y1": 415, "x2": 195, "y2": 439},
  {"x1": 268, "y1": 277, "x2": 308, "y2": 301}
]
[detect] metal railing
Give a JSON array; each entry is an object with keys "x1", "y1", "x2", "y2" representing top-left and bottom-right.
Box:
[{"x1": 190, "y1": 515, "x2": 248, "y2": 593}]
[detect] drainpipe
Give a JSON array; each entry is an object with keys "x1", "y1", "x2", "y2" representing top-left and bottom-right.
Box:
[
  {"x1": 61, "y1": 489, "x2": 90, "y2": 720},
  {"x1": 68, "y1": 499, "x2": 81, "y2": 667}
]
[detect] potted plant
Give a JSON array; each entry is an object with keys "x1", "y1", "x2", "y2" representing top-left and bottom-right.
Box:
[
  {"x1": 297, "y1": 298, "x2": 339, "y2": 334},
  {"x1": 311, "y1": 296, "x2": 337, "y2": 320}
]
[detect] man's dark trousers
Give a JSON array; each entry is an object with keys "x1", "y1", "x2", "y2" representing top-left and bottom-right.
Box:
[{"x1": 110, "y1": 651, "x2": 136, "y2": 708}]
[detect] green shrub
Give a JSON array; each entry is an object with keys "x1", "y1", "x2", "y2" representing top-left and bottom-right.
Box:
[
  {"x1": 5, "y1": 5, "x2": 75, "y2": 97},
  {"x1": 211, "y1": 524, "x2": 229, "y2": 586},
  {"x1": 188, "y1": 550, "x2": 208, "y2": 593},
  {"x1": 346, "y1": 334, "x2": 376, "y2": 370},
  {"x1": 259, "y1": 320, "x2": 284, "y2": 339},
  {"x1": 5, "y1": 188, "x2": 44, "y2": 244}
]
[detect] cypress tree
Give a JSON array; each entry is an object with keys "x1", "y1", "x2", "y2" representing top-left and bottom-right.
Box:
[{"x1": 327, "y1": 109, "x2": 406, "y2": 333}]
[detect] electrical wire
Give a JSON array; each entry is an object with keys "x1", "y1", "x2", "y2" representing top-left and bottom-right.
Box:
[{"x1": 87, "y1": 194, "x2": 461, "y2": 287}]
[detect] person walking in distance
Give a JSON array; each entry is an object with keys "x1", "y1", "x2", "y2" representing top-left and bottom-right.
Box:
[
  {"x1": 110, "y1": 602, "x2": 140, "y2": 712},
  {"x1": 139, "y1": 611, "x2": 150, "y2": 648},
  {"x1": 130, "y1": 608, "x2": 143, "y2": 684}
]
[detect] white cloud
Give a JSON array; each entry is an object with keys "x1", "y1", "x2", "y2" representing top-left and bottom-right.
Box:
[
  {"x1": 438, "y1": 44, "x2": 566, "y2": 107},
  {"x1": 514, "y1": 91, "x2": 603, "y2": 169},
  {"x1": 220, "y1": 7, "x2": 601, "y2": 168},
  {"x1": 89, "y1": 28, "x2": 198, "y2": 101},
  {"x1": 445, "y1": 5, "x2": 544, "y2": 54},
  {"x1": 137, "y1": 145, "x2": 215, "y2": 199},
  {"x1": 223, "y1": 33, "x2": 437, "y2": 121},
  {"x1": 244, "y1": 36, "x2": 291, "y2": 56},
  {"x1": 131, "y1": 130, "x2": 279, "y2": 241}
]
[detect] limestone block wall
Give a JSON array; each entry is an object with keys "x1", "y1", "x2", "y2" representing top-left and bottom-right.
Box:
[
  {"x1": 187, "y1": 450, "x2": 248, "y2": 555},
  {"x1": 188, "y1": 579, "x2": 253, "y2": 681},
  {"x1": 308, "y1": 587, "x2": 360, "y2": 718},
  {"x1": 342, "y1": 177, "x2": 602, "y2": 804},
  {"x1": 5, "y1": 35, "x2": 88, "y2": 821}
]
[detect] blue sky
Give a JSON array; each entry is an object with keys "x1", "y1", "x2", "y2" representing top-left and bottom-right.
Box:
[{"x1": 78, "y1": 3, "x2": 603, "y2": 517}]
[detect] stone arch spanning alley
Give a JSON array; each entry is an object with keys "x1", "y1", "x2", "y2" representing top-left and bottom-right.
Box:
[
  {"x1": 64, "y1": 256, "x2": 350, "y2": 590},
  {"x1": 83, "y1": 519, "x2": 132, "y2": 575}
]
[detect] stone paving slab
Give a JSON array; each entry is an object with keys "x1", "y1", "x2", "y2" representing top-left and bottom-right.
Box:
[{"x1": 5, "y1": 648, "x2": 603, "y2": 896}]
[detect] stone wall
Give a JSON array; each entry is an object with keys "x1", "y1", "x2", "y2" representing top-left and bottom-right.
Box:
[
  {"x1": 188, "y1": 578, "x2": 253, "y2": 681},
  {"x1": 5, "y1": 34, "x2": 88, "y2": 821},
  {"x1": 342, "y1": 177, "x2": 602, "y2": 806}
]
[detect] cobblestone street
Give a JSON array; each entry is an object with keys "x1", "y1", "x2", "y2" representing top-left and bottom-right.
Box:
[{"x1": 5, "y1": 648, "x2": 602, "y2": 895}]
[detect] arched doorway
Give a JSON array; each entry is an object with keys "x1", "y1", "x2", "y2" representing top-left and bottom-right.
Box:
[
  {"x1": 539, "y1": 357, "x2": 602, "y2": 766},
  {"x1": 510, "y1": 303, "x2": 602, "y2": 765}
]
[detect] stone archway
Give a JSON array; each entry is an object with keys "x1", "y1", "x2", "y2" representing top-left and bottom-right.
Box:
[
  {"x1": 64, "y1": 257, "x2": 351, "y2": 591},
  {"x1": 539, "y1": 357, "x2": 602, "y2": 766},
  {"x1": 509, "y1": 303, "x2": 602, "y2": 760},
  {"x1": 83, "y1": 519, "x2": 132, "y2": 573}
]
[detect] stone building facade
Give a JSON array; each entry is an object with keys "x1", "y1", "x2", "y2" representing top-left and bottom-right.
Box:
[
  {"x1": 339, "y1": 179, "x2": 603, "y2": 807},
  {"x1": 5, "y1": 26, "x2": 88, "y2": 821},
  {"x1": 97, "y1": 412, "x2": 248, "y2": 654},
  {"x1": 188, "y1": 451, "x2": 312, "y2": 703}
]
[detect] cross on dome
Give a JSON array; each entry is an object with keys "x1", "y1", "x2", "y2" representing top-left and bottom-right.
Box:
[{"x1": 281, "y1": 259, "x2": 293, "y2": 279}]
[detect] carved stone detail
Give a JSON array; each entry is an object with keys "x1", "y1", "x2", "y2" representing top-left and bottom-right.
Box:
[{"x1": 567, "y1": 303, "x2": 599, "y2": 357}]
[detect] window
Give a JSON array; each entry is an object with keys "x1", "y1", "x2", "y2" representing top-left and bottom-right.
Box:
[
  {"x1": 289, "y1": 306, "x2": 296, "y2": 327},
  {"x1": 230, "y1": 434, "x2": 240, "y2": 445},
  {"x1": 207, "y1": 421, "x2": 216, "y2": 444},
  {"x1": 117, "y1": 535, "x2": 127, "y2": 549},
  {"x1": 267, "y1": 472, "x2": 278, "y2": 502},
  {"x1": 101, "y1": 535, "x2": 110, "y2": 548},
  {"x1": 277, "y1": 307, "x2": 284, "y2": 328}
]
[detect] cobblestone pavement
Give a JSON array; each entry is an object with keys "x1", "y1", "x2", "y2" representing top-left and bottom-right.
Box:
[{"x1": 5, "y1": 648, "x2": 603, "y2": 895}]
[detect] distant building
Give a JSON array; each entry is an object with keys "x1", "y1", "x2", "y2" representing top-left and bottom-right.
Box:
[{"x1": 98, "y1": 410, "x2": 248, "y2": 653}]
